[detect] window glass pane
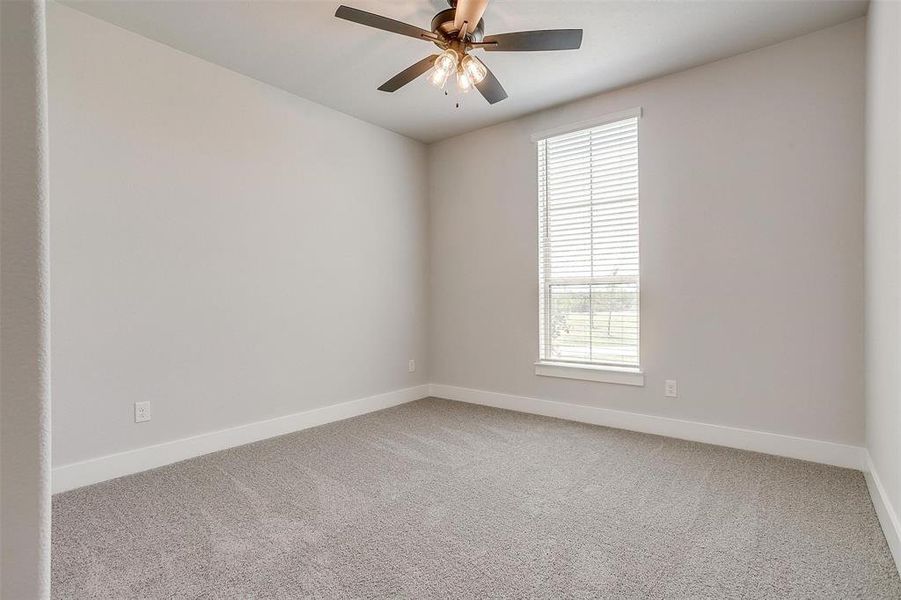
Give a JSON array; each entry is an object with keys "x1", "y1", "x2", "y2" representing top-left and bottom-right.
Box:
[
  {"x1": 548, "y1": 284, "x2": 591, "y2": 362},
  {"x1": 589, "y1": 282, "x2": 639, "y2": 365}
]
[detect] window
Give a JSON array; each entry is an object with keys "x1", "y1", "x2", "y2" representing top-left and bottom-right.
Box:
[{"x1": 537, "y1": 110, "x2": 640, "y2": 378}]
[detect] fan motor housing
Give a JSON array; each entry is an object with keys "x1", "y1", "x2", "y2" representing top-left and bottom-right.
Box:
[{"x1": 430, "y1": 8, "x2": 484, "y2": 43}]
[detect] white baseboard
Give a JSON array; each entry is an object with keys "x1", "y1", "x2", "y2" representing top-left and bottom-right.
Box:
[
  {"x1": 429, "y1": 383, "x2": 865, "y2": 470},
  {"x1": 52, "y1": 381, "x2": 866, "y2": 491},
  {"x1": 52, "y1": 384, "x2": 430, "y2": 494},
  {"x1": 864, "y1": 452, "x2": 901, "y2": 575}
]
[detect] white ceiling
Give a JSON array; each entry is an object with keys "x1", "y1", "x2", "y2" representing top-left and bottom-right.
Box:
[{"x1": 62, "y1": 0, "x2": 867, "y2": 143}]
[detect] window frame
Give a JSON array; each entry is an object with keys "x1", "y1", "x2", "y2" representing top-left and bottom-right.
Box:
[{"x1": 533, "y1": 108, "x2": 644, "y2": 386}]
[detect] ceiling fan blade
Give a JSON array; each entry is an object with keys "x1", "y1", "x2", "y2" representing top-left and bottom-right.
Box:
[
  {"x1": 378, "y1": 55, "x2": 438, "y2": 92},
  {"x1": 454, "y1": 0, "x2": 489, "y2": 35},
  {"x1": 335, "y1": 5, "x2": 437, "y2": 42},
  {"x1": 482, "y1": 29, "x2": 583, "y2": 51},
  {"x1": 475, "y1": 62, "x2": 507, "y2": 104}
]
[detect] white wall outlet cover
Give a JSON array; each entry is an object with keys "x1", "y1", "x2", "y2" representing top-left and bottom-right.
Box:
[
  {"x1": 665, "y1": 380, "x2": 678, "y2": 398},
  {"x1": 134, "y1": 401, "x2": 151, "y2": 423},
  {"x1": 408, "y1": 359, "x2": 416, "y2": 373}
]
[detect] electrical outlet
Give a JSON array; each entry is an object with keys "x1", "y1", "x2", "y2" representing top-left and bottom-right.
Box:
[
  {"x1": 664, "y1": 380, "x2": 678, "y2": 398},
  {"x1": 134, "y1": 401, "x2": 151, "y2": 423},
  {"x1": 408, "y1": 359, "x2": 416, "y2": 373}
]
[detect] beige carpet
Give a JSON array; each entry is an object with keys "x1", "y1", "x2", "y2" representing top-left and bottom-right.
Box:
[{"x1": 52, "y1": 398, "x2": 900, "y2": 599}]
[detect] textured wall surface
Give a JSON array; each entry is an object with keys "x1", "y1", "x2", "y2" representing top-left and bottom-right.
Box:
[
  {"x1": 0, "y1": 0, "x2": 52, "y2": 597},
  {"x1": 429, "y1": 20, "x2": 866, "y2": 445},
  {"x1": 48, "y1": 5, "x2": 429, "y2": 467},
  {"x1": 865, "y1": 0, "x2": 901, "y2": 546}
]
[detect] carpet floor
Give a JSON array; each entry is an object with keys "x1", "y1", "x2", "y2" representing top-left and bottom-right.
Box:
[{"x1": 53, "y1": 398, "x2": 901, "y2": 599}]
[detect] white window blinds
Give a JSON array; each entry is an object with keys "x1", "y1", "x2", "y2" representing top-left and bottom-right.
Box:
[{"x1": 538, "y1": 113, "x2": 640, "y2": 368}]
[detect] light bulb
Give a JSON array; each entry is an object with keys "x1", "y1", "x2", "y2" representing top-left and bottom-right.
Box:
[
  {"x1": 456, "y1": 69, "x2": 473, "y2": 93},
  {"x1": 429, "y1": 49, "x2": 458, "y2": 89},
  {"x1": 434, "y1": 49, "x2": 458, "y2": 75},
  {"x1": 461, "y1": 55, "x2": 487, "y2": 85},
  {"x1": 428, "y1": 67, "x2": 450, "y2": 89}
]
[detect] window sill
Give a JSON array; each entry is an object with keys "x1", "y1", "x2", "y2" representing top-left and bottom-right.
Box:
[{"x1": 534, "y1": 361, "x2": 645, "y2": 386}]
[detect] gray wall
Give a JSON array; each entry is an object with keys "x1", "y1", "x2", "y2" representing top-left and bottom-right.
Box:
[
  {"x1": 1, "y1": 0, "x2": 52, "y2": 596},
  {"x1": 48, "y1": 4, "x2": 429, "y2": 467},
  {"x1": 865, "y1": 0, "x2": 901, "y2": 544},
  {"x1": 428, "y1": 19, "x2": 865, "y2": 445}
]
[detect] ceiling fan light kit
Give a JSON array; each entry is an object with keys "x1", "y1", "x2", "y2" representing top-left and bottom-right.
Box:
[{"x1": 335, "y1": 0, "x2": 583, "y2": 106}]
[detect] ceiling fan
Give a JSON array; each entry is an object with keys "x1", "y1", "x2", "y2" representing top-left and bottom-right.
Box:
[{"x1": 334, "y1": 0, "x2": 583, "y2": 105}]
